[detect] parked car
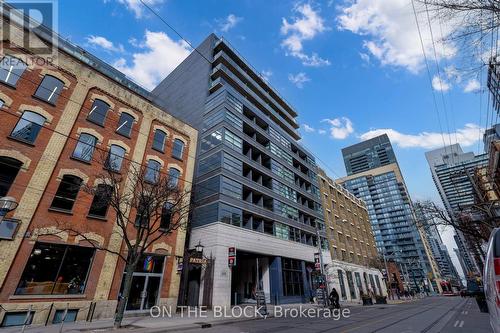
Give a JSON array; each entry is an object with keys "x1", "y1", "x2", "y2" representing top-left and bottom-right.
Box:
[{"x1": 484, "y1": 228, "x2": 500, "y2": 333}]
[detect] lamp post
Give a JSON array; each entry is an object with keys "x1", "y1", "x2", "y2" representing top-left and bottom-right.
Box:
[
  {"x1": 180, "y1": 240, "x2": 206, "y2": 306},
  {"x1": 0, "y1": 196, "x2": 18, "y2": 223}
]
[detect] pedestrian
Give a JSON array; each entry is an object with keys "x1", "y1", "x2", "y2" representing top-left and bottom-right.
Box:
[{"x1": 329, "y1": 288, "x2": 340, "y2": 309}]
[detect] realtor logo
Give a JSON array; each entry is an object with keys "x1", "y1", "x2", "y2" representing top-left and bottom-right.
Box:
[{"x1": 1, "y1": 1, "x2": 58, "y2": 60}]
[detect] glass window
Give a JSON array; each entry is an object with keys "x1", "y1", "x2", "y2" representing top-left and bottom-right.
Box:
[
  {"x1": 72, "y1": 133, "x2": 97, "y2": 162},
  {"x1": 34, "y1": 75, "x2": 64, "y2": 104},
  {"x1": 201, "y1": 130, "x2": 222, "y2": 154},
  {"x1": 87, "y1": 99, "x2": 110, "y2": 126},
  {"x1": 52, "y1": 309, "x2": 78, "y2": 324},
  {"x1": 219, "y1": 203, "x2": 241, "y2": 227},
  {"x1": 15, "y1": 242, "x2": 94, "y2": 295},
  {"x1": 88, "y1": 184, "x2": 112, "y2": 218},
  {"x1": 275, "y1": 223, "x2": 289, "y2": 240},
  {"x1": 160, "y1": 202, "x2": 174, "y2": 229},
  {"x1": 282, "y1": 258, "x2": 304, "y2": 296},
  {"x1": 153, "y1": 129, "x2": 167, "y2": 152},
  {"x1": 0, "y1": 157, "x2": 23, "y2": 196},
  {"x1": 224, "y1": 129, "x2": 242, "y2": 152},
  {"x1": 0, "y1": 218, "x2": 20, "y2": 240},
  {"x1": 168, "y1": 167, "x2": 180, "y2": 188},
  {"x1": 145, "y1": 160, "x2": 161, "y2": 183},
  {"x1": 222, "y1": 152, "x2": 242, "y2": 175},
  {"x1": 0, "y1": 55, "x2": 27, "y2": 87},
  {"x1": 116, "y1": 112, "x2": 134, "y2": 137},
  {"x1": 221, "y1": 176, "x2": 242, "y2": 199},
  {"x1": 1, "y1": 311, "x2": 33, "y2": 327},
  {"x1": 198, "y1": 152, "x2": 222, "y2": 175},
  {"x1": 338, "y1": 270, "x2": 347, "y2": 299},
  {"x1": 10, "y1": 111, "x2": 46, "y2": 143},
  {"x1": 0, "y1": 99, "x2": 4, "y2": 108},
  {"x1": 172, "y1": 139, "x2": 185, "y2": 160},
  {"x1": 105, "y1": 145, "x2": 126, "y2": 172},
  {"x1": 50, "y1": 175, "x2": 82, "y2": 211},
  {"x1": 135, "y1": 196, "x2": 151, "y2": 227}
]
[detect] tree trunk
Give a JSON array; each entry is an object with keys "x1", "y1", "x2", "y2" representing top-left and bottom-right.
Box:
[{"x1": 114, "y1": 260, "x2": 136, "y2": 329}]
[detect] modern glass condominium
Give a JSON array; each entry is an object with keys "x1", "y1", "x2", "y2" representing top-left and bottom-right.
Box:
[
  {"x1": 338, "y1": 135, "x2": 434, "y2": 291},
  {"x1": 152, "y1": 34, "x2": 328, "y2": 307}
]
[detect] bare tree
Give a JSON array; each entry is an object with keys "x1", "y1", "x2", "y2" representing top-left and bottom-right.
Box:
[{"x1": 51, "y1": 156, "x2": 192, "y2": 328}]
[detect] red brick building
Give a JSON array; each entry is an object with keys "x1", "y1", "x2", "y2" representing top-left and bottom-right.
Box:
[{"x1": 0, "y1": 8, "x2": 197, "y2": 326}]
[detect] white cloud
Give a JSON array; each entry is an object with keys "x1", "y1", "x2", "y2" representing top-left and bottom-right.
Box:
[
  {"x1": 218, "y1": 14, "x2": 243, "y2": 32},
  {"x1": 116, "y1": 0, "x2": 165, "y2": 18},
  {"x1": 288, "y1": 72, "x2": 310, "y2": 88},
  {"x1": 463, "y1": 78, "x2": 481, "y2": 93},
  {"x1": 261, "y1": 70, "x2": 273, "y2": 81},
  {"x1": 359, "y1": 52, "x2": 370, "y2": 63},
  {"x1": 360, "y1": 124, "x2": 483, "y2": 149},
  {"x1": 113, "y1": 30, "x2": 191, "y2": 90},
  {"x1": 337, "y1": 0, "x2": 456, "y2": 73},
  {"x1": 318, "y1": 129, "x2": 327, "y2": 135},
  {"x1": 86, "y1": 35, "x2": 124, "y2": 53},
  {"x1": 432, "y1": 75, "x2": 451, "y2": 92},
  {"x1": 281, "y1": 4, "x2": 330, "y2": 67},
  {"x1": 322, "y1": 117, "x2": 354, "y2": 139},
  {"x1": 303, "y1": 124, "x2": 315, "y2": 132}
]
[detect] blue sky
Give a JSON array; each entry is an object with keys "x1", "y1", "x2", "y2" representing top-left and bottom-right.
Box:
[{"x1": 53, "y1": 0, "x2": 493, "y2": 273}]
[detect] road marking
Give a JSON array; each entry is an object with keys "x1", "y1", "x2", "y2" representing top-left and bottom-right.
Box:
[
  {"x1": 459, "y1": 320, "x2": 464, "y2": 328},
  {"x1": 454, "y1": 320, "x2": 459, "y2": 327}
]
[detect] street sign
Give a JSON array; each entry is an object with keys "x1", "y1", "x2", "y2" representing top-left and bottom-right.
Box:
[{"x1": 228, "y1": 247, "x2": 236, "y2": 267}]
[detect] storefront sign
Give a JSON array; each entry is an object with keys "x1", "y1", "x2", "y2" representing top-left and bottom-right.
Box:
[{"x1": 189, "y1": 257, "x2": 208, "y2": 265}]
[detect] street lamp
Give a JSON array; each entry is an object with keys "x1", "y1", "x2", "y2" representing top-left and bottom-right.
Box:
[
  {"x1": 0, "y1": 196, "x2": 18, "y2": 223},
  {"x1": 195, "y1": 240, "x2": 204, "y2": 254}
]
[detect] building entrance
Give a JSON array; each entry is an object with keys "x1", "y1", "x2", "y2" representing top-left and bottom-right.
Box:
[{"x1": 230, "y1": 251, "x2": 270, "y2": 305}]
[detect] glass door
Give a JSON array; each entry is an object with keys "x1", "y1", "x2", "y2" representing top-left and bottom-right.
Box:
[
  {"x1": 144, "y1": 276, "x2": 161, "y2": 310},
  {"x1": 126, "y1": 275, "x2": 146, "y2": 311}
]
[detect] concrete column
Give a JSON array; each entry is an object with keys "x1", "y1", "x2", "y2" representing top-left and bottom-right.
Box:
[{"x1": 269, "y1": 256, "x2": 283, "y2": 305}]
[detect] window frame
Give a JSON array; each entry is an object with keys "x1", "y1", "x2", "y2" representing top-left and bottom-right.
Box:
[
  {"x1": 145, "y1": 159, "x2": 161, "y2": 184},
  {"x1": 72, "y1": 133, "x2": 97, "y2": 163},
  {"x1": 105, "y1": 144, "x2": 126, "y2": 172},
  {"x1": 168, "y1": 167, "x2": 181, "y2": 188},
  {"x1": 172, "y1": 138, "x2": 185, "y2": 160},
  {"x1": 88, "y1": 184, "x2": 113, "y2": 219},
  {"x1": 116, "y1": 112, "x2": 135, "y2": 138},
  {"x1": 10, "y1": 110, "x2": 46, "y2": 144},
  {"x1": 0, "y1": 55, "x2": 27, "y2": 88},
  {"x1": 49, "y1": 175, "x2": 83, "y2": 212},
  {"x1": 152, "y1": 129, "x2": 167, "y2": 153},
  {"x1": 86, "y1": 99, "x2": 110, "y2": 127},
  {"x1": 33, "y1": 75, "x2": 65, "y2": 105}
]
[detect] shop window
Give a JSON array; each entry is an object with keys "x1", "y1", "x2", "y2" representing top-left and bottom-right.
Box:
[
  {"x1": 153, "y1": 130, "x2": 167, "y2": 152},
  {"x1": 0, "y1": 55, "x2": 27, "y2": 87},
  {"x1": 145, "y1": 160, "x2": 161, "y2": 183},
  {"x1": 160, "y1": 202, "x2": 173, "y2": 229},
  {"x1": 50, "y1": 175, "x2": 83, "y2": 211},
  {"x1": 172, "y1": 139, "x2": 184, "y2": 160},
  {"x1": 1, "y1": 311, "x2": 33, "y2": 327},
  {"x1": 10, "y1": 111, "x2": 46, "y2": 144},
  {"x1": 105, "y1": 145, "x2": 125, "y2": 172},
  {"x1": 282, "y1": 258, "x2": 303, "y2": 296},
  {"x1": 87, "y1": 99, "x2": 110, "y2": 126},
  {"x1": 0, "y1": 157, "x2": 22, "y2": 196},
  {"x1": 88, "y1": 184, "x2": 112, "y2": 218},
  {"x1": 116, "y1": 112, "x2": 134, "y2": 137},
  {"x1": 168, "y1": 167, "x2": 180, "y2": 188},
  {"x1": 34, "y1": 75, "x2": 64, "y2": 104},
  {"x1": 52, "y1": 309, "x2": 78, "y2": 324},
  {"x1": 15, "y1": 242, "x2": 94, "y2": 295},
  {"x1": 72, "y1": 133, "x2": 97, "y2": 162}
]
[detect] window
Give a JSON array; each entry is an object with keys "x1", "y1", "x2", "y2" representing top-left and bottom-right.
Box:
[
  {"x1": 145, "y1": 160, "x2": 161, "y2": 183},
  {"x1": 34, "y1": 75, "x2": 64, "y2": 104},
  {"x1": 168, "y1": 167, "x2": 180, "y2": 188},
  {"x1": 198, "y1": 152, "x2": 222, "y2": 175},
  {"x1": 1, "y1": 311, "x2": 33, "y2": 327},
  {"x1": 338, "y1": 270, "x2": 347, "y2": 299},
  {"x1": 15, "y1": 242, "x2": 94, "y2": 295},
  {"x1": 88, "y1": 184, "x2": 112, "y2": 218},
  {"x1": 172, "y1": 139, "x2": 185, "y2": 160},
  {"x1": 0, "y1": 218, "x2": 20, "y2": 240},
  {"x1": 275, "y1": 223, "x2": 289, "y2": 240},
  {"x1": 219, "y1": 203, "x2": 241, "y2": 227},
  {"x1": 87, "y1": 99, "x2": 110, "y2": 126},
  {"x1": 153, "y1": 129, "x2": 167, "y2": 152},
  {"x1": 160, "y1": 202, "x2": 174, "y2": 229},
  {"x1": 224, "y1": 130, "x2": 242, "y2": 151},
  {"x1": 0, "y1": 157, "x2": 22, "y2": 196},
  {"x1": 116, "y1": 112, "x2": 134, "y2": 137},
  {"x1": 0, "y1": 99, "x2": 4, "y2": 108},
  {"x1": 200, "y1": 130, "x2": 222, "y2": 153},
  {"x1": 105, "y1": 145, "x2": 126, "y2": 172},
  {"x1": 72, "y1": 133, "x2": 97, "y2": 162},
  {"x1": 221, "y1": 177, "x2": 242, "y2": 199},
  {"x1": 0, "y1": 55, "x2": 27, "y2": 87},
  {"x1": 50, "y1": 175, "x2": 82, "y2": 211},
  {"x1": 135, "y1": 196, "x2": 151, "y2": 227},
  {"x1": 10, "y1": 111, "x2": 46, "y2": 144},
  {"x1": 52, "y1": 309, "x2": 78, "y2": 324},
  {"x1": 282, "y1": 258, "x2": 303, "y2": 296},
  {"x1": 222, "y1": 152, "x2": 242, "y2": 175}
]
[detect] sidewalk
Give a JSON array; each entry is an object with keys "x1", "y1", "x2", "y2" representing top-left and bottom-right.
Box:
[{"x1": 0, "y1": 303, "x2": 337, "y2": 333}]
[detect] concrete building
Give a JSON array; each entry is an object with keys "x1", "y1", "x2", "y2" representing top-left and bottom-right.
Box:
[
  {"x1": 338, "y1": 135, "x2": 437, "y2": 292},
  {"x1": 152, "y1": 34, "x2": 329, "y2": 307},
  {"x1": 317, "y1": 168, "x2": 386, "y2": 302},
  {"x1": 425, "y1": 144, "x2": 489, "y2": 275},
  {"x1": 0, "y1": 6, "x2": 197, "y2": 326}
]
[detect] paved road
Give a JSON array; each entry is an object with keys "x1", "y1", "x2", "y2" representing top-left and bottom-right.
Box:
[{"x1": 174, "y1": 297, "x2": 493, "y2": 333}]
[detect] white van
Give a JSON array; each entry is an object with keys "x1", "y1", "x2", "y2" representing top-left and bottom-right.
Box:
[{"x1": 485, "y1": 228, "x2": 500, "y2": 333}]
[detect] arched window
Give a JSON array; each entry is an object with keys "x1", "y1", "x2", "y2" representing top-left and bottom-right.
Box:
[
  {"x1": 34, "y1": 75, "x2": 64, "y2": 104},
  {"x1": 160, "y1": 202, "x2": 174, "y2": 229},
  {"x1": 152, "y1": 129, "x2": 167, "y2": 152},
  {"x1": 116, "y1": 112, "x2": 134, "y2": 137},
  {"x1": 88, "y1": 184, "x2": 113, "y2": 218},
  {"x1": 0, "y1": 55, "x2": 27, "y2": 87},
  {"x1": 72, "y1": 133, "x2": 97, "y2": 162},
  {"x1": 50, "y1": 175, "x2": 83, "y2": 211},
  {"x1": 172, "y1": 139, "x2": 185, "y2": 160},
  {"x1": 87, "y1": 99, "x2": 110, "y2": 126},
  {"x1": 10, "y1": 111, "x2": 46, "y2": 144},
  {"x1": 168, "y1": 167, "x2": 180, "y2": 188},
  {"x1": 106, "y1": 144, "x2": 126, "y2": 172},
  {"x1": 0, "y1": 157, "x2": 22, "y2": 196},
  {"x1": 145, "y1": 160, "x2": 161, "y2": 183}
]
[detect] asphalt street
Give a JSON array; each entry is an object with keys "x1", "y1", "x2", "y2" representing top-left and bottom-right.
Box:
[{"x1": 173, "y1": 297, "x2": 493, "y2": 333}]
